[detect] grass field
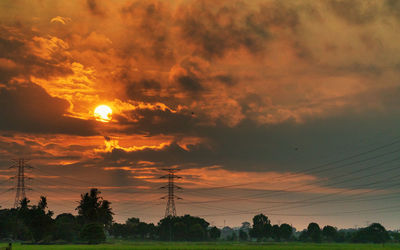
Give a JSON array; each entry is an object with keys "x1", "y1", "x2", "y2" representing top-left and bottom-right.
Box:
[{"x1": 2, "y1": 242, "x2": 400, "y2": 250}]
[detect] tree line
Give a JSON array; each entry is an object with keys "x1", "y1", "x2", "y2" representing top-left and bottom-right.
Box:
[{"x1": 0, "y1": 188, "x2": 398, "y2": 244}]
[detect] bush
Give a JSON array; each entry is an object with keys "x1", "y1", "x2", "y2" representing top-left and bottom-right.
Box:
[{"x1": 80, "y1": 223, "x2": 105, "y2": 244}]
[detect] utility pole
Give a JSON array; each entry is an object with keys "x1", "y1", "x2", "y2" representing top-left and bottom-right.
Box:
[
  {"x1": 10, "y1": 159, "x2": 32, "y2": 208},
  {"x1": 160, "y1": 168, "x2": 182, "y2": 217}
]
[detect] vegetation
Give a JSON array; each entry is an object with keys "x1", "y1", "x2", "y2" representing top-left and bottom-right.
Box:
[
  {"x1": 2, "y1": 242, "x2": 400, "y2": 250},
  {"x1": 0, "y1": 189, "x2": 398, "y2": 246}
]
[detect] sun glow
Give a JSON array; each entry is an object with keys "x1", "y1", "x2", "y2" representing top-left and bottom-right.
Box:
[{"x1": 94, "y1": 105, "x2": 112, "y2": 122}]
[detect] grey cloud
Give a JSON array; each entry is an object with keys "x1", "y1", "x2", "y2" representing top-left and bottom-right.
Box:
[
  {"x1": 120, "y1": 1, "x2": 174, "y2": 63},
  {"x1": 126, "y1": 79, "x2": 162, "y2": 103},
  {"x1": 0, "y1": 26, "x2": 73, "y2": 80},
  {"x1": 115, "y1": 108, "x2": 197, "y2": 136},
  {"x1": 86, "y1": 0, "x2": 106, "y2": 16},
  {"x1": 0, "y1": 83, "x2": 97, "y2": 136},
  {"x1": 328, "y1": 0, "x2": 379, "y2": 25},
  {"x1": 176, "y1": 75, "x2": 203, "y2": 93}
]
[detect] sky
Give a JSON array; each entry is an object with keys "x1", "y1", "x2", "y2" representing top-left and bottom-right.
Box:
[{"x1": 1, "y1": 0, "x2": 400, "y2": 230}]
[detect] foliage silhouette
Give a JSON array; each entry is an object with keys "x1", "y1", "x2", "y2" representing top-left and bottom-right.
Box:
[
  {"x1": 76, "y1": 188, "x2": 113, "y2": 229},
  {"x1": 249, "y1": 213, "x2": 272, "y2": 240},
  {"x1": 80, "y1": 223, "x2": 105, "y2": 244}
]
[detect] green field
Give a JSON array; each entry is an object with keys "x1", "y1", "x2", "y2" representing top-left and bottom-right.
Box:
[{"x1": 2, "y1": 242, "x2": 400, "y2": 250}]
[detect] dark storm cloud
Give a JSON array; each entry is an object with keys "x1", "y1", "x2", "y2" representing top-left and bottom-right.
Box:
[
  {"x1": 0, "y1": 139, "x2": 50, "y2": 158},
  {"x1": 120, "y1": 1, "x2": 174, "y2": 63},
  {"x1": 176, "y1": 1, "x2": 267, "y2": 59},
  {"x1": 0, "y1": 36, "x2": 25, "y2": 57},
  {"x1": 328, "y1": 0, "x2": 379, "y2": 25},
  {"x1": 100, "y1": 94, "x2": 400, "y2": 189},
  {"x1": 176, "y1": 75, "x2": 203, "y2": 93},
  {"x1": 176, "y1": 1, "x2": 300, "y2": 59},
  {"x1": 118, "y1": 0, "x2": 301, "y2": 64},
  {"x1": 115, "y1": 108, "x2": 197, "y2": 136},
  {"x1": 126, "y1": 79, "x2": 161, "y2": 103},
  {"x1": 0, "y1": 36, "x2": 26, "y2": 82},
  {"x1": 0, "y1": 136, "x2": 85, "y2": 163},
  {"x1": 0, "y1": 26, "x2": 73, "y2": 80},
  {"x1": 327, "y1": 0, "x2": 400, "y2": 26},
  {"x1": 0, "y1": 83, "x2": 97, "y2": 135},
  {"x1": 213, "y1": 74, "x2": 237, "y2": 86},
  {"x1": 102, "y1": 140, "x2": 217, "y2": 169},
  {"x1": 86, "y1": 0, "x2": 106, "y2": 16}
]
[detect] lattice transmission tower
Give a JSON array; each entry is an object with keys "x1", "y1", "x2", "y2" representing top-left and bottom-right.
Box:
[
  {"x1": 160, "y1": 168, "x2": 182, "y2": 217},
  {"x1": 10, "y1": 159, "x2": 32, "y2": 208}
]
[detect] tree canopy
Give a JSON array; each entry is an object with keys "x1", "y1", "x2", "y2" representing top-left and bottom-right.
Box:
[
  {"x1": 76, "y1": 188, "x2": 113, "y2": 228},
  {"x1": 249, "y1": 213, "x2": 272, "y2": 240}
]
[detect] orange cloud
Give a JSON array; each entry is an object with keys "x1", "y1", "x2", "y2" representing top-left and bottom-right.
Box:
[{"x1": 50, "y1": 16, "x2": 71, "y2": 25}]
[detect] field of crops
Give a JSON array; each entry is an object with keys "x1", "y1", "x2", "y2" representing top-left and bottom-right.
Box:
[{"x1": 2, "y1": 242, "x2": 400, "y2": 250}]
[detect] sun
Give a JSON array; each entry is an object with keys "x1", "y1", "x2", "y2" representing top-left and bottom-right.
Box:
[{"x1": 94, "y1": 105, "x2": 112, "y2": 122}]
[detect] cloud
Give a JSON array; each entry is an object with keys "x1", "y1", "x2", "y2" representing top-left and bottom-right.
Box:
[
  {"x1": 86, "y1": 0, "x2": 106, "y2": 16},
  {"x1": 174, "y1": 0, "x2": 299, "y2": 59},
  {"x1": 328, "y1": 0, "x2": 380, "y2": 25},
  {"x1": 0, "y1": 82, "x2": 97, "y2": 135},
  {"x1": 125, "y1": 79, "x2": 162, "y2": 103},
  {"x1": 50, "y1": 16, "x2": 71, "y2": 25},
  {"x1": 0, "y1": 25, "x2": 73, "y2": 80}
]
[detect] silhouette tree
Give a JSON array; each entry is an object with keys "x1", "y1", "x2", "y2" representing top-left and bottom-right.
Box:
[
  {"x1": 53, "y1": 213, "x2": 80, "y2": 242},
  {"x1": 239, "y1": 229, "x2": 248, "y2": 241},
  {"x1": 76, "y1": 188, "x2": 113, "y2": 228},
  {"x1": 110, "y1": 218, "x2": 156, "y2": 240},
  {"x1": 271, "y1": 224, "x2": 280, "y2": 241},
  {"x1": 279, "y1": 223, "x2": 293, "y2": 241},
  {"x1": 188, "y1": 223, "x2": 205, "y2": 241},
  {"x1": 209, "y1": 226, "x2": 221, "y2": 240},
  {"x1": 173, "y1": 221, "x2": 186, "y2": 240},
  {"x1": 158, "y1": 215, "x2": 209, "y2": 241},
  {"x1": 307, "y1": 222, "x2": 322, "y2": 243},
  {"x1": 352, "y1": 223, "x2": 390, "y2": 243},
  {"x1": 17, "y1": 196, "x2": 54, "y2": 242},
  {"x1": 299, "y1": 229, "x2": 309, "y2": 242},
  {"x1": 80, "y1": 223, "x2": 105, "y2": 244},
  {"x1": 126, "y1": 217, "x2": 140, "y2": 238},
  {"x1": 137, "y1": 221, "x2": 151, "y2": 239},
  {"x1": 249, "y1": 213, "x2": 272, "y2": 240},
  {"x1": 322, "y1": 225, "x2": 337, "y2": 242},
  {"x1": 109, "y1": 222, "x2": 127, "y2": 238}
]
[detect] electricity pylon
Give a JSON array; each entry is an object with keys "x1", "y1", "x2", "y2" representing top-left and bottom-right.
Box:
[
  {"x1": 160, "y1": 168, "x2": 182, "y2": 217},
  {"x1": 10, "y1": 159, "x2": 32, "y2": 208}
]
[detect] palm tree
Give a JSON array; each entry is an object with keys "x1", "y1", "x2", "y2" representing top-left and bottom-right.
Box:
[{"x1": 76, "y1": 188, "x2": 113, "y2": 228}]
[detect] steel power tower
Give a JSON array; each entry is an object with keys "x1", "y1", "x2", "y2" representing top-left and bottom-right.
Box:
[
  {"x1": 160, "y1": 168, "x2": 182, "y2": 217},
  {"x1": 10, "y1": 159, "x2": 32, "y2": 208}
]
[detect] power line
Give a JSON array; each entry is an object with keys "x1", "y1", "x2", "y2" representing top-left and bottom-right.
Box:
[
  {"x1": 176, "y1": 159, "x2": 400, "y2": 217},
  {"x1": 33, "y1": 167, "x2": 105, "y2": 188},
  {"x1": 194, "y1": 171, "x2": 400, "y2": 217},
  {"x1": 183, "y1": 147, "x2": 400, "y2": 201},
  {"x1": 256, "y1": 164, "x2": 400, "y2": 212},
  {"x1": 195, "y1": 204, "x2": 400, "y2": 217},
  {"x1": 30, "y1": 135, "x2": 400, "y2": 200}
]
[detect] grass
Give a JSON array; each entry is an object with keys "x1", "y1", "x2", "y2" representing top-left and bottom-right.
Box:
[{"x1": 2, "y1": 242, "x2": 400, "y2": 250}]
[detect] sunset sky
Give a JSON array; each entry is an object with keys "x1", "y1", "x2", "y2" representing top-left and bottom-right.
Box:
[{"x1": 1, "y1": 0, "x2": 400, "y2": 230}]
